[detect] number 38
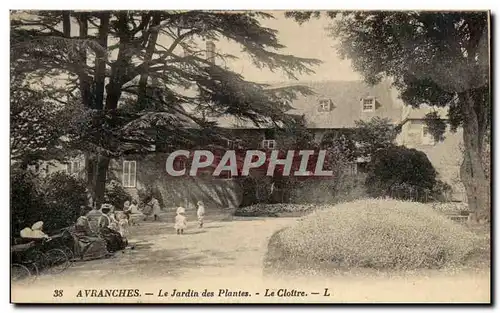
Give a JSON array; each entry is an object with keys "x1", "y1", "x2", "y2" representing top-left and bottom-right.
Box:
[{"x1": 53, "y1": 290, "x2": 63, "y2": 297}]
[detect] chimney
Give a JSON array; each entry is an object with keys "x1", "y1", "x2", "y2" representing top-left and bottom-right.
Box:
[{"x1": 206, "y1": 41, "x2": 215, "y2": 64}]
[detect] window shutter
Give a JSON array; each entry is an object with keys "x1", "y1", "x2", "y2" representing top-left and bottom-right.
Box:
[
  {"x1": 130, "y1": 161, "x2": 137, "y2": 187},
  {"x1": 122, "y1": 161, "x2": 128, "y2": 187}
]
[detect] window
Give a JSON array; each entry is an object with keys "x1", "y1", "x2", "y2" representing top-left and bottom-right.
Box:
[
  {"x1": 230, "y1": 139, "x2": 243, "y2": 149},
  {"x1": 362, "y1": 97, "x2": 375, "y2": 112},
  {"x1": 218, "y1": 170, "x2": 233, "y2": 180},
  {"x1": 122, "y1": 160, "x2": 137, "y2": 188},
  {"x1": 422, "y1": 125, "x2": 435, "y2": 145},
  {"x1": 226, "y1": 139, "x2": 242, "y2": 149},
  {"x1": 174, "y1": 158, "x2": 187, "y2": 171},
  {"x1": 66, "y1": 160, "x2": 81, "y2": 176},
  {"x1": 318, "y1": 99, "x2": 333, "y2": 112},
  {"x1": 343, "y1": 163, "x2": 358, "y2": 176},
  {"x1": 262, "y1": 139, "x2": 276, "y2": 149}
]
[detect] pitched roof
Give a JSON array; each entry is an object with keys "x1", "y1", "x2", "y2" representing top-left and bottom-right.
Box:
[
  {"x1": 402, "y1": 104, "x2": 449, "y2": 121},
  {"x1": 210, "y1": 80, "x2": 404, "y2": 129}
]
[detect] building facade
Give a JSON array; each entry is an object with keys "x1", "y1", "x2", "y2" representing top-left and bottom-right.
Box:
[{"x1": 396, "y1": 105, "x2": 466, "y2": 201}]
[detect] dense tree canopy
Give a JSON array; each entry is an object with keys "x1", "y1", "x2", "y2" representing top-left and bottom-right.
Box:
[
  {"x1": 11, "y1": 10, "x2": 321, "y2": 206},
  {"x1": 287, "y1": 11, "x2": 491, "y2": 222}
]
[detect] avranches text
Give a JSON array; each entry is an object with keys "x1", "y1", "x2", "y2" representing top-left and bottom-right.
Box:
[{"x1": 74, "y1": 288, "x2": 331, "y2": 298}]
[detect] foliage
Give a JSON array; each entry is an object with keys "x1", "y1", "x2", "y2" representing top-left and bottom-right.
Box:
[
  {"x1": 353, "y1": 117, "x2": 399, "y2": 158},
  {"x1": 289, "y1": 174, "x2": 367, "y2": 205},
  {"x1": 424, "y1": 112, "x2": 447, "y2": 143},
  {"x1": 137, "y1": 185, "x2": 164, "y2": 209},
  {"x1": 432, "y1": 202, "x2": 470, "y2": 215},
  {"x1": 286, "y1": 11, "x2": 490, "y2": 221},
  {"x1": 234, "y1": 203, "x2": 317, "y2": 217},
  {"x1": 11, "y1": 170, "x2": 87, "y2": 237},
  {"x1": 10, "y1": 169, "x2": 45, "y2": 238},
  {"x1": 320, "y1": 117, "x2": 399, "y2": 162},
  {"x1": 320, "y1": 130, "x2": 357, "y2": 162},
  {"x1": 236, "y1": 176, "x2": 272, "y2": 207},
  {"x1": 366, "y1": 146, "x2": 437, "y2": 199},
  {"x1": 11, "y1": 10, "x2": 321, "y2": 206},
  {"x1": 104, "y1": 180, "x2": 131, "y2": 209},
  {"x1": 10, "y1": 82, "x2": 80, "y2": 166},
  {"x1": 38, "y1": 172, "x2": 88, "y2": 232},
  {"x1": 430, "y1": 180, "x2": 453, "y2": 202},
  {"x1": 482, "y1": 129, "x2": 491, "y2": 181},
  {"x1": 265, "y1": 199, "x2": 481, "y2": 273}
]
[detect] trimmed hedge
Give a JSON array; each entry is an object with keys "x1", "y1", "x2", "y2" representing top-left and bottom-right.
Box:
[
  {"x1": 234, "y1": 203, "x2": 318, "y2": 217},
  {"x1": 264, "y1": 199, "x2": 481, "y2": 274}
]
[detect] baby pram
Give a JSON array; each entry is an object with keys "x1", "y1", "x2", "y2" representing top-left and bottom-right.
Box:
[{"x1": 11, "y1": 236, "x2": 71, "y2": 277}]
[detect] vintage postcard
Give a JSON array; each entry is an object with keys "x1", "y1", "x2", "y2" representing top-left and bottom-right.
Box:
[{"x1": 10, "y1": 9, "x2": 491, "y2": 304}]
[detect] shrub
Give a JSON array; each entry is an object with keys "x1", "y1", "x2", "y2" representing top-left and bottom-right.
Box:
[
  {"x1": 234, "y1": 203, "x2": 318, "y2": 217},
  {"x1": 430, "y1": 180, "x2": 453, "y2": 202},
  {"x1": 265, "y1": 199, "x2": 481, "y2": 273},
  {"x1": 10, "y1": 169, "x2": 45, "y2": 238},
  {"x1": 366, "y1": 146, "x2": 437, "y2": 200},
  {"x1": 137, "y1": 185, "x2": 164, "y2": 208},
  {"x1": 290, "y1": 174, "x2": 367, "y2": 205},
  {"x1": 236, "y1": 176, "x2": 275, "y2": 207},
  {"x1": 432, "y1": 202, "x2": 471, "y2": 215},
  {"x1": 38, "y1": 172, "x2": 88, "y2": 233},
  {"x1": 105, "y1": 180, "x2": 130, "y2": 209}
]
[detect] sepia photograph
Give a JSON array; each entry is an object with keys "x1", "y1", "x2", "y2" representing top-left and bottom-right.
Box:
[{"x1": 9, "y1": 9, "x2": 491, "y2": 304}]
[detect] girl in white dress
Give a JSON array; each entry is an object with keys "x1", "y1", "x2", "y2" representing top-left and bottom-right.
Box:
[
  {"x1": 174, "y1": 207, "x2": 187, "y2": 235},
  {"x1": 197, "y1": 201, "x2": 205, "y2": 228}
]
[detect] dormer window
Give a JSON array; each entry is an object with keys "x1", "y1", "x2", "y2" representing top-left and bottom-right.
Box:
[
  {"x1": 318, "y1": 99, "x2": 333, "y2": 112},
  {"x1": 362, "y1": 97, "x2": 375, "y2": 112}
]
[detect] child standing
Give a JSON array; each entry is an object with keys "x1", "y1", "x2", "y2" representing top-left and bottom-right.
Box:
[
  {"x1": 151, "y1": 197, "x2": 161, "y2": 221},
  {"x1": 118, "y1": 216, "x2": 130, "y2": 242},
  {"x1": 197, "y1": 201, "x2": 205, "y2": 228},
  {"x1": 174, "y1": 207, "x2": 187, "y2": 235}
]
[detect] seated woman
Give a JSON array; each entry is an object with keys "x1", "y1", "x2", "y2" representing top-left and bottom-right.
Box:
[
  {"x1": 67, "y1": 216, "x2": 109, "y2": 261},
  {"x1": 98, "y1": 205, "x2": 127, "y2": 253},
  {"x1": 86, "y1": 205, "x2": 106, "y2": 234}
]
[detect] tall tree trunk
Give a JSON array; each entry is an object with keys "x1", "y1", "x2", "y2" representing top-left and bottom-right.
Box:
[
  {"x1": 85, "y1": 152, "x2": 97, "y2": 206},
  {"x1": 105, "y1": 13, "x2": 132, "y2": 110},
  {"x1": 138, "y1": 13, "x2": 161, "y2": 109},
  {"x1": 94, "y1": 12, "x2": 110, "y2": 111},
  {"x1": 459, "y1": 91, "x2": 490, "y2": 223},
  {"x1": 62, "y1": 11, "x2": 71, "y2": 37},
  {"x1": 77, "y1": 12, "x2": 92, "y2": 108},
  {"x1": 94, "y1": 154, "x2": 110, "y2": 209},
  {"x1": 86, "y1": 13, "x2": 111, "y2": 206},
  {"x1": 94, "y1": 13, "x2": 130, "y2": 206}
]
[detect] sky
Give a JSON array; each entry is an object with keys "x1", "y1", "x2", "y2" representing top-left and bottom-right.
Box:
[
  {"x1": 212, "y1": 11, "x2": 362, "y2": 83},
  {"x1": 12, "y1": 10, "x2": 362, "y2": 84}
]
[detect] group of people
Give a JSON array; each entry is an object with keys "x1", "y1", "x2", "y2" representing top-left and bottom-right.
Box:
[
  {"x1": 65, "y1": 197, "x2": 159, "y2": 260},
  {"x1": 18, "y1": 197, "x2": 208, "y2": 262},
  {"x1": 68, "y1": 202, "x2": 132, "y2": 260}
]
